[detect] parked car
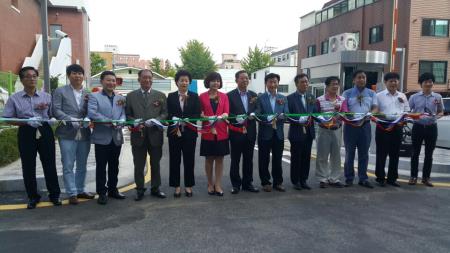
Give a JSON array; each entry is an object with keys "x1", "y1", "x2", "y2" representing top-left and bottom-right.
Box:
[
  {"x1": 437, "y1": 115, "x2": 450, "y2": 149},
  {"x1": 442, "y1": 97, "x2": 450, "y2": 115}
]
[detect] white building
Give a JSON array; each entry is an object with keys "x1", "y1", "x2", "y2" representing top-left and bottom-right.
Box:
[
  {"x1": 249, "y1": 66, "x2": 298, "y2": 96},
  {"x1": 271, "y1": 45, "x2": 298, "y2": 67}
]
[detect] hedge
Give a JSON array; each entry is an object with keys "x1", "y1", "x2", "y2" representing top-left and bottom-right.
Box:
[{"x1": 0, "y1": 127, "x2": 19, "y2": 167}]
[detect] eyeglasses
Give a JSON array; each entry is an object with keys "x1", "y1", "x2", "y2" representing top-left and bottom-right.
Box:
[{"x1": 23, "y1": 75, "x2": 38, "y2": 80}]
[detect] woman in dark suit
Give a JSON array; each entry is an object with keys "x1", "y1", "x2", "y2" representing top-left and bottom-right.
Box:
[
  {"x1": 199, "y1": 72, "x2": 230, "y2": 196},
  {"x1": 167, "y1": 70, "x2": 201, "y2": 197}
]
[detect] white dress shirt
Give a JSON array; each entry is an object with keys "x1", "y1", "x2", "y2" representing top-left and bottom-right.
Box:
[
  {"x1": 376, "y1": 89, "x2": 410, "y2": 115},
  {"x1": 70, "y1": 85, "x2": 84, "y2": 108}
]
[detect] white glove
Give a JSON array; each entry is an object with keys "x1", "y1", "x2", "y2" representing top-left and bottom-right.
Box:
[
  {"x1": 47, "y1": 117, "x2": 58, "y2": 126},
  {"x1": 236, "y1": 115, "x2": 246, "y2": 124},
  {"x1": 70, "y1": 117, "x2": 81, "y2": 129},
  {"x1": 172, "y1": 116, "x2": 180, "y2": 121},
  {"x1": 28, "y1": 117, "x2": 42, "y2": 128},
  {"x1": 299, "y1": 116, "x2": 309, "y2": 123},
  {"x1": 248, "y1": 112, "x2": 255, "y2": 120},
  {"x1": 81, "y1": 117, "x2": 91, "y2": 128},
  {"x1": 277, "y1": 113, "x2": 285, "y2": 120},
  {"x1": 208, "y1": 116, "x2": 216, "y2": 125},
  {"x1": 267, "y1": 115, "x2": 275, "y2": 122},
  {"x1": 144, "y1": 119, "x2": 154, "y2": 127},
  {"x1": 114, "y1": 118, "x2": 126, "y2": 129},
  {"x1": 133, "y1": 118, "x2": 142, "y2": 127}
]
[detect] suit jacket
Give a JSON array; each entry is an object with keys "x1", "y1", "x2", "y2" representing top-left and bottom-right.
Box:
[
  {"x1": 227, "y1": 89, "x2": 257, "y2": 142},
  {"x1": 199, "y1": 91, "x2": 229, "y2": 141},
  {"x1": 52, "y1": 85, "x2": 91, "y2": 140},
  {"x1": 125, "y1": 88, "x2": 168, "y2": 147},
  {"x1": 166, "y1": 91, "x2": 201, "y2": 139},
  {"x1": 255, "y1": 92, "x2": 289, "y2": 141},
  {"x1": 287, "y1": 92, "x2": 318, "y2": 141},
  {"x1": 87, "y1": 91, "x2": 126, "y2": 146}
]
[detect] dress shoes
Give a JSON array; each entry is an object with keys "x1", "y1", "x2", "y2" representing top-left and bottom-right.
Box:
[
  {"x1": 386, "y1": 181, "x2": 401, "y2": 187},
  {"x1": 273, "y1": 184, "x2": 286, "y2": 192},
  {"x1": 408, "y1": 177, "x2": 417, "y2": 185},
  {"x1": 174, "y1": 192, "x2": 181, "y2": 198},
  {"x1": 77, "y1": 192, "x2": 95, "y2": 199},
  {"x1": 215, "y1": 191, "x2": 224, "y2": 197},
  {"x1": 185, "y1": 191, "x2": 193, "y2": 197},
  {"x1": 50, "y1": 197, "x2": 62, "y2": 206},
  {"x1": 375, "y1": 178, "x2": 386, "y2": 187},
  {"x1": 300, "y1": 181, "x2": 311, "y2": 190},
  {"x1": 230, "y1": 187, "x2": 240, "y2": 194},
  {"x1": 358, "y1": 181, "x2": 374, "y2": 189},
  {"x1": 242, "y1": 185, "x2": 259, "y2": 193},
  {"x1": 97, "y1": 194, "x2": 108, "y2": 205},
  {"x1": 262, "y1": 184, "x2": 272, "y2": 192},
  {"x1": 135, "y1": 190, "x2": 145, "y2": 201},
  {"x1": 108, "y1": 190, "x2": 126, "y2": 199},
  {"x1": 68, "y1": 196, "x2": 79, "y2": 205},
  {"x1": 345, "y1": 180, "x2": 354, "y2": 187},
  {"x1": 293, "y1": 183, "x2": 303, "y2": 190},
  {"x1": 27, "y1": 197, "x2": 41, "y2": 210},
  {"x1": 319, "y1": 182, "x2": 328, "y2": 188},
  {"x1": 422, "y1": 178, "x2": 434, "y2": 187},
  {"x1": 329, "y1": 182, "x2": 345, "y2": 188},
  {"x1": 150, "y1": 190, "x2": 166, "y2": 199}
]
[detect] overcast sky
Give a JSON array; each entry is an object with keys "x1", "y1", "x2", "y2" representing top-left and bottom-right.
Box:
[{"x1": 88, "y1": 0, "x2": 328, "y2": 65}]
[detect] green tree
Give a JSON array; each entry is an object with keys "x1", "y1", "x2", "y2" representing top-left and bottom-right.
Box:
[
  {"x1": 149, "y1": 57, "x2": 163, "y2": 75},
  {"x1": 241, "y1": 45, "x2": 273, "y2": 75},
  {"x1": 179, "y1": 39, "x2": 216, "y2": 79},
  {"x1": 90, "y1": 52, "x2": 106, "y2": 76},
  {"x1": 163, "y1": 59, "x2": 176, "y2": 78}
]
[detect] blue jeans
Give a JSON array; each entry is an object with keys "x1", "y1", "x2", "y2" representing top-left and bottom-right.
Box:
[
  {"x1": 59, "y1": 139, "x2": 91, "y2": 196},
  {"x1": 343, "y1": 123, "x2": 371, "y2": 182}
]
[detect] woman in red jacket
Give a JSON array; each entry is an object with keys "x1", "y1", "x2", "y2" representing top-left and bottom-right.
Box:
[{"x1": 199, "y1": 72, "x2": 230, "y2": 196}]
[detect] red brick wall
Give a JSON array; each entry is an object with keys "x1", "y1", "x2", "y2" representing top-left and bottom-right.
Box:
[{"x1": 0, "y1": 0, "x2": 41, "y2": 73}]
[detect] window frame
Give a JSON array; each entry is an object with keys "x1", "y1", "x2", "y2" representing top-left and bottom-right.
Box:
[
  {"x1": 369, "y1": 25, "x2": 383, "y2": 44},
  {"x1": 307, "y1": 45, "x2": 316, "y2": 58},
  {"x1": 419, "y1": 60, "x2": 448, "y2": 84},
  {"x1": 422, "y1": 19, "x2": 449, "y2": 37}
]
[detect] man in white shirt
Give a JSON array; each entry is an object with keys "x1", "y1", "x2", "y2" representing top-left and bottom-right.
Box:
[{"x1": 375, "y1": 72, "x2": 410, "y2": 187}]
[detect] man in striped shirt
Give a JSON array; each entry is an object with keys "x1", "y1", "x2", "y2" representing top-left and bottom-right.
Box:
[
  {"x1": 2, "y1": 66, "x2": 61, "y2": 209},
  {"x1": 315, "y1": 76, "x2": 347, "y2": 188}
]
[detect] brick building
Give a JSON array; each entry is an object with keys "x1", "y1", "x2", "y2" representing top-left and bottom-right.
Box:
[
  {"x1": 298, "y1": 0, "x2": 450, "y2": 93},
  {"x1": 0, "y1": 0, "x2": 90, "y2": 77}
]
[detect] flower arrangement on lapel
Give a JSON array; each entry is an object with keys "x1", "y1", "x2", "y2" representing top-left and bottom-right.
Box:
[
  {"x1": 333, "y1": 100, "x2": 341, "y2": 111},
  {"x1": 117, "y1": 99, "x2": 126, "y2": 107},
  {"x1": 434, "y1": 98, "x2": 441, "y2": 105},
  {"x1": 276, "y1": 98, "x2": 285, "y2": 105},
  {"x1": 249, "y1": 96, "x2": 257, "y2": 104},
  {"x1": 357, "y1": 94, "x2": 364, "y2": 106},
  {"x1": 153, "y1": 99, "x2": 163, "y2": 107},
  {"x1": 398, "y1": 97, "x2": 404, "y2": 103},
  {"x1": 307, "y1": 96, "x2": 315, "y2": 105},
  {"x1": 35, "y1": 102, "x2": 49, "y2": 110}
]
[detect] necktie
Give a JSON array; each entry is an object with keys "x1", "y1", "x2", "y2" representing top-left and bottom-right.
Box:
[
  {"x1": 143, "y1": 91, "x2": 149, "y2": 107},
  {"x1": 301, "y1": 94, "x2": 306, "y2": 109}
]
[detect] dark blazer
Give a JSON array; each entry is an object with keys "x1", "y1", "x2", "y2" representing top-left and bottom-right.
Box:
[
  {"x1": 227, "y1": 89, "x2": 258, "y2": 142},
  {"x1": 166, "y1": 91, "x2": 201, "y2": 139},
  {"x1": 255, "y1": 92, "x2": 289, "y2": 141},
  {"x1": 125, "y1": 88, "x2": 167, "y2": 147},
  {"x1": 287, "y1": 92, "x2": 318, "y2": 141}
]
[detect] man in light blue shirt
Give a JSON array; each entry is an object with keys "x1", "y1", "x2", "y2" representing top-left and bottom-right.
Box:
[{"x1": 341, "y1": 70, "x2": 378, "y2": 188}]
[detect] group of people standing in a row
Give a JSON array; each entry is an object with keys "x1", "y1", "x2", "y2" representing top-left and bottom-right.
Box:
[{"x1": 3, "y1": 64, "x2": 443, "y2": 209}]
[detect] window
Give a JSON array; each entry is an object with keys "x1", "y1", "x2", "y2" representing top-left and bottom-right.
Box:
[
  {"x1": 354, "y1": 31, "x2": 360, "y2": 46},
  {"x1": 369, "y1": 25, "x2": 383, "y2": 44},
  {"x1": 356, "y1": 0, "x2": 364, "y2": 8},
  {"x1": 278, "y1": 57, "x2": 281, "y2": 62},
  {"x1": 11, "y1": 0, "x2": 18, "y2": 9},
  {"x1": 422, "y1": 19, "x2": 449, "y2": 37},
  {"x1": 49, "y1": 24, "x2": 62, "y2": 51},
  {"x1": 278, "y1": 85, "x2": 289, "y2": 93},
  {"x1": 348, "y1": 0, "x2": 356, "y2": 10},
  {"x1": 365, "y1": 0, "x2": 374, "y2": 4},
  {"x1": 316, "y1": 12, "x2": 322, "y2": 24},
  {"x1": 307, "y1": 45, "x2": 316, "y2": 58},
  {"x1": 419, "y1": 61, "x2": 448, "y2": 84},
  {"x1": 253, "y1": 73, "x2": 256, "y2": 79},
  {"x1": 322, "y1": 10, "x2": 328, "y2": 22},
  {"x1": 327, "y1": 8, "x2": 334, "y2": 20},
  {"x1": 286, "y1": 53, "x2": 290, "y2": 59},
  {"x1": 321, "y1": 40, "x2": 329, "y2": 54}
]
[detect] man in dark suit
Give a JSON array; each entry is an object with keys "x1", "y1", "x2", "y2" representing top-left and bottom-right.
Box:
[
  {"x1": 256, "y1": 73, "x2": 289, "y2": 192},
  {"x1": 126, "y1": 69, "x2": 168, "y2": 201},
  {"x1": 287, "y1": 74, "x2": 318, "y2": 190},
  {"x1": 227, "y1": 70, "x2": 259, "y2": 194},
  {"x1": 166, "y1": 70, "x2": 201, "y2": 197}
]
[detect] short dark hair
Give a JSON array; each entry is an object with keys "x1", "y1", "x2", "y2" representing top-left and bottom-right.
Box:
[
  {"x1": 66, "y1": 64, "x2": 85, "y2": 76},
  {"x1": 264, "y1": 73, "x2": 280, "y2": 83},
  {"x1": 294, "y1": 73, "x2": 309, "y2": 84},
  {"x1": 175, "y1": 70, "x2": 192, "y2": 83},
  {"x1": 100, "y1": 70, "x2": 116, "y2": 81},
  {"x1": 138, "y1": 69, "x2": 153, "y2": 78},
  {"x1": 418, "y1": 72, "x2": 435, "y2": 84},
  {"x1": 235, "y1": 70, "x2": 248, "y2": 80},
  {"x1": 325, "y1": 76, "x2": 340, "y2": 86},
  {"x1": 384, "y1": 72, "x2": 400, "y2": 82},
  {"x1": 19, "y1": 66, "x2": 38, "y2": 80},
  {"x1": 352, "y1": 70, "x2": 366, "y2": 79},
  {"x1": 204, "y1": 72, "x2": 223, "y2": 89}
]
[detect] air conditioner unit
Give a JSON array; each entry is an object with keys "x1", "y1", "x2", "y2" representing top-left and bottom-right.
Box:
[{"x1": 329, "y1": 33, "x2": 359, "y2": 53}]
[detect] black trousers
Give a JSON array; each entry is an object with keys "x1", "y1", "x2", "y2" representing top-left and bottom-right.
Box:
[
  {"x1": 18, "y1": 124, "x2": 60, "y2": 199},
  {"x1": 168, "y1": 136, "x2": 196, "y2": 187},
  {"x1": 411, "y1": 124, "x2": 437, "y2": 179},
  {"x1": 229, "y1": 134, "x2": 255, "y2": 189},
  {"x1": 132, "y1": 141, "x2": 162, "y2": 191},
  {"x1": 258, "y1": 131, "x2": 284, "y2": 186},
  {"x1": 375, "y1": 127, "x2": 402, "y2": 182},
  {"x1": 289, "y1": 138, "x2": 313, "y2": 185},
  {"x1": 95, "y1": 141, "x2": 122, "y2": 195}
]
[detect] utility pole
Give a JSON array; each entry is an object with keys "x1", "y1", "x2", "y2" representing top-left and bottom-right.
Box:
[{"x1": 40, "y1": 0, "x2": 50, "y2": 92}]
